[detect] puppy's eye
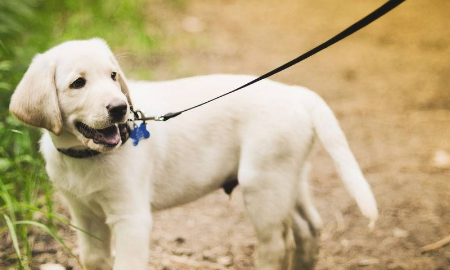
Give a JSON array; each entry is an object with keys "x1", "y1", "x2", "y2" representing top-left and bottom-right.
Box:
[
  {"x1": 111, "y1": 72, "x2": 117, "y2": 81},
  {"x1": 70, "y1": 77, "x2": 86, "y2": 89}
]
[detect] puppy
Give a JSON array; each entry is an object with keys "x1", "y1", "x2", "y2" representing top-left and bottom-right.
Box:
[{"x1": 9, "y1": 38, "x2": 378, "y2": 270}]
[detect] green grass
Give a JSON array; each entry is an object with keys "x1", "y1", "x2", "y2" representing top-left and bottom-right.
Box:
[
  {"x1": 49, "y1": 0, "x2": 158, "y2": 53},
  {"x1": 0, "y1": 0, "x2": 159, "y2": 268},
  {"x1": 0, "y1": 120, "x2": 53, "y2": 269}
]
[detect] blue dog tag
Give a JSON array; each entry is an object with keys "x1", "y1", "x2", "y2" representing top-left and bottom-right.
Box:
[{"x1": 130, "y1": 123, "x2": 150, "y2": 146}]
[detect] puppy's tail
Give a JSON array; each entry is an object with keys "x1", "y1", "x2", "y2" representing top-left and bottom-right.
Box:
[{"x1": 306, "y1": 91, "x2": 378, "y2": 228}]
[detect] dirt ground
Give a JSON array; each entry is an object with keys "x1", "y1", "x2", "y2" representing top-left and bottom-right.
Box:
[{"x1": 6, "y1": 0, "x2": 450, "y2": 269}]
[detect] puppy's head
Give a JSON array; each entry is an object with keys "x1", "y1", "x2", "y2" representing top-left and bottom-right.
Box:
[{"x1": 9, "y1": 38, "x2": 133, "y2": 153}]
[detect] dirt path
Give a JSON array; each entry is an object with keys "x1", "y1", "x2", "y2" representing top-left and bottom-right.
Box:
[{"x1": 20, "y1": 0, "x2": 450, "y2": 269}]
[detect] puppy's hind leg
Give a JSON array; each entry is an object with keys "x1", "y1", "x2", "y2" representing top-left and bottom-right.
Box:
[
  {"x1": 296, "y1": 162, "x2": 322, "y2": 237},
  {"x1": 239, "y1": 167, "x2": 297, "y2": 270},
  {"x1": 289, "y1": 162, "x2": 322, "y2": 270}
]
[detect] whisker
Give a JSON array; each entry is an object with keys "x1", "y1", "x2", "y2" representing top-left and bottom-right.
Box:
[{"x1": 115, "y1": 52, "x2": 136, "y2": 59}]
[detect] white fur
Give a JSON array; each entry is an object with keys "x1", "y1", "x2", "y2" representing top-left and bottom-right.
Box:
[{"x1": 11, "y1": 39, "x2": 378, "y2": 270}]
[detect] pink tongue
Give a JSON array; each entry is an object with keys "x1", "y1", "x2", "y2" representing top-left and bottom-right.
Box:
[{"x1": 93, "y1": 125, "x2": 121, "y2": 146}]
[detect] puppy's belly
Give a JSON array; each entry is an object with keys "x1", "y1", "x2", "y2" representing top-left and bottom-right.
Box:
[{"x1": 150, "y1": 172, "x2": 237, "y2": 212}]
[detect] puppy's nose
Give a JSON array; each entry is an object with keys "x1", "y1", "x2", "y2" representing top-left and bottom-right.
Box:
[{"x1": 107, "y1": 100, "x2": 128, "y2": 122}]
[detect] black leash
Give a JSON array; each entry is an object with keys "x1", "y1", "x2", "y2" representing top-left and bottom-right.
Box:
[{"x1": 133, "y1": 0, "x2": 405, "y2": 122}]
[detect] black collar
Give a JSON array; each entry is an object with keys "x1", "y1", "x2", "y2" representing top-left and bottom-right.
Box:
[{"x1": 57, "y1": 123, "x2": 131, "y2": 159}]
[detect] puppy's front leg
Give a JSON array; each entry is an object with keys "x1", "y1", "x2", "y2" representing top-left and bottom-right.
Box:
[
  {"x1": 62, "y1": 191, "x2": 113, "y2": 270},
  {"x1": 109, "y1": 213, "x2": 152, "y2": 270},
  {"x1": 97, "y1": 172, "x2": 152, "y2": 270}
]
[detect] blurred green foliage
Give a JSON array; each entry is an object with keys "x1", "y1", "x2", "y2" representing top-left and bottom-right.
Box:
[{"x1": 0, "y1": 0, "x2": 156, "y2": 268}]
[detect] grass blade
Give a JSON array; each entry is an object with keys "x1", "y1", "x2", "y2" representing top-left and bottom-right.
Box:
[
  {"x1": 15, "y1": 220, "x2": 82, "y2": 266},
  {"x1": 0, "y1": 178, "x2": 16, "y2": 222},
  {"x1": 3, "y1": 214, "x2": 23, "y2": 267},
  {"x1": 16, "y1": 203, "x2": 102, "y2": 241}
]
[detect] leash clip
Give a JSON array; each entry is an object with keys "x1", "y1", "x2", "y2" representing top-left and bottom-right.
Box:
[
  {"x1": 130, "y1": 106, "x2": 166, "y2": 122},
  {"x1": 129, "y1": 106, "x2": 141, "y2": 122},
  {"x1": 154, "y1": 115, "x2": 165, "y2": 121}
]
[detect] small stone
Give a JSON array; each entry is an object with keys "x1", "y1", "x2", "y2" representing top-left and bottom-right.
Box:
[
  {"x1": 393, "y1": 227, "x2": 409, "y2": 238},
  {"x1": 172, "y1": 248, "x2": 193, "y2": 256},
  {"x1": 358, "y1": 258, "x2": 380, "y2": 266},
  {"x1": 174, "y1": 237, "x2": 185, "y2": 244},
  {"x1": 40, "y1": 264, "x2": 65, "y2": 270},
  {"x1": 340, "y1": 239, "x2": 350, "y2": 247},
  {"x1": 387, "y1": 262, "x2": 408, "y2": 269},
  {"x1": 32, "y1": 211, "x2": 45, "y2": 220},
  {"x1": 161, "y1": 258, "x2": 171, "y2": 267},
  {"x1": 432, "y1": 149, "x2": 450, "y2": 169},
  {"x1": 217, "y1": 256, "x2": 233, "y2": 266},
  {"x1": 181, "y1": 16, "x2": 205, "y2": 33},
  {"x1": 202, "y1": 250, "x2": 215, "y2": 261}
]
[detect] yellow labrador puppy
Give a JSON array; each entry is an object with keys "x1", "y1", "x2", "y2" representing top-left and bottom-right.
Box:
[{"x1": 9, "y1": 39, "x2": 378, "y2": 270}]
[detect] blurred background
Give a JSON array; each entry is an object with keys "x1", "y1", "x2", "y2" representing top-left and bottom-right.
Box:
[{"x1": 0, "y1": 0, "x2": 449, "y2": 269}]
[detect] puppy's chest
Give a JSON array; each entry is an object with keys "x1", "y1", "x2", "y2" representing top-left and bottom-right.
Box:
[{"x1": 48, "y1": 158, "x2": 115, "y2": 197}]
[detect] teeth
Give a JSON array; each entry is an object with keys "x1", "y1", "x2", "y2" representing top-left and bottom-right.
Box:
[
  {"x1": 79, "y1": 122, "x2": 90, "y2": 131},
  {"x1": 76, "y1": 121, "x2": 120, "y2": 146},
  {"x1": 76, "y1": 122, "x2": 96, "y2": 139}
]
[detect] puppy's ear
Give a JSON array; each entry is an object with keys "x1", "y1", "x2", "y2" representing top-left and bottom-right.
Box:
[
  {"x1": 111, "y1": 56, "x2": 134, "y2": 108},
  {"x1": 9, "y1": 54, "x2": 63, "y2": 135}
]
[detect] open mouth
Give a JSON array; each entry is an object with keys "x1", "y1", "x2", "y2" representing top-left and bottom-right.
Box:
[{"x1": 75, "y1": 122, "x2": 121, "y2": 147}]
